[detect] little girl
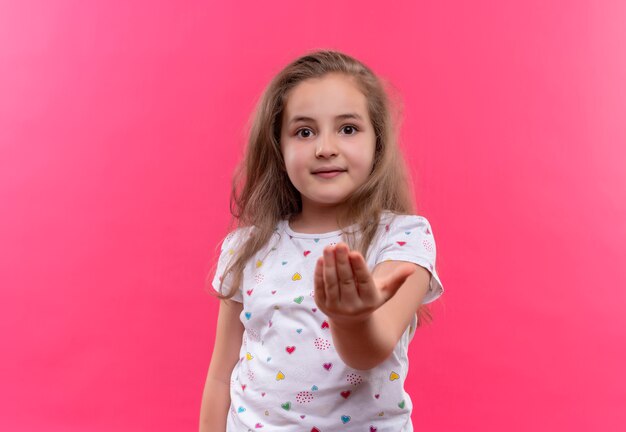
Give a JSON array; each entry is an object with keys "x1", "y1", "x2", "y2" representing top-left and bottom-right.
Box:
[{"x1": 200, "y1": 50, "x2": 444, "y2": 432}]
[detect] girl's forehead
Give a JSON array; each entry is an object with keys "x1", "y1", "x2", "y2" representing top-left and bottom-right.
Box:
[{"x1": 283, "y1": 74, "x2": 369, "y2": 120}]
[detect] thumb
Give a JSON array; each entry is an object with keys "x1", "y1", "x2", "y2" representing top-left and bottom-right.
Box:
[{"x1": 378, "y1": 263, "x2": 416, "y2": 300}]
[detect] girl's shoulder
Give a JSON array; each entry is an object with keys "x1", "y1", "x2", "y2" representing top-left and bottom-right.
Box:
[
  {"x1": 365, "y1": 211, "x2": 434, "y2": 251},
  {"x1": 219, "y1": 225, "x2": 257, "y2": 250},
  {"x1": 378, "y1": 210, "x2": 431, "y2": 228}
]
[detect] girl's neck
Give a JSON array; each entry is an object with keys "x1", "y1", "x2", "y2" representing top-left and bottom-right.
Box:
[{"x1": 289, "y1": 206, "x2": 343, "y2": 234}]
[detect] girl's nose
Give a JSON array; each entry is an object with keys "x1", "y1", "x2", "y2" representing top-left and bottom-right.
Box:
[{"x1": 315, "y1": 133, "x2": 339, "y2": 158}]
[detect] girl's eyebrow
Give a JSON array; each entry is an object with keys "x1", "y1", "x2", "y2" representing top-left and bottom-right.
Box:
[{"x1": 288, "y1": 113, "x2": 363, "y2": 125}]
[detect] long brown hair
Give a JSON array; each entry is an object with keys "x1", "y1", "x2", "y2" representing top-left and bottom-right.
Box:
[{"x1": 209, "y1": 49, "x2": 432, "y2": 325}]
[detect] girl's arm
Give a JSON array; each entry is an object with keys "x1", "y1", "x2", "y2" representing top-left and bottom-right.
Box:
[
  {"x1": 314, "y1": 244, "x2": 431, "y2": 370},
  {"x1": 199, "y1": 298, "x2": 244, "y2": 432}
]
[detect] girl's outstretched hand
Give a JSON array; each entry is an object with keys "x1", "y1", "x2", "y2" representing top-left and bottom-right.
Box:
[{"x1": 313, "y1": 243, "x2": 416, "y2": 326}]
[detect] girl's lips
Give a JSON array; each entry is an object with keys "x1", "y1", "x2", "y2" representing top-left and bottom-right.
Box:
[{"x1": 313, "y1": 170, "x2": 344, "y2": 179}]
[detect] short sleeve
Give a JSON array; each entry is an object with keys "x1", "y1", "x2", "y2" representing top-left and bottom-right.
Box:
[
  {"x1": 211, "y1": 228, "x2": 248, "y2": 303},
  {"x1": 375, "y1": 214, "x2": 444, "y2": 304}
]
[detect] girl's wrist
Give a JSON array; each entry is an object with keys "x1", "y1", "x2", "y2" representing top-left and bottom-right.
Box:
[{"x1": 328, "y1": 311, "x2": 374, "y2": 329}]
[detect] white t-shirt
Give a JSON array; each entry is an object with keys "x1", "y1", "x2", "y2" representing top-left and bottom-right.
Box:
[{"x1": 212, "y1": 212, "x2": 444, "y2": 431}]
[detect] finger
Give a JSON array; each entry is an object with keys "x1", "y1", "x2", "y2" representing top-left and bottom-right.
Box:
[
  {"x1": 323, "y1": 246, "x2": 340, "y2": 303},
  {"x1": 349, "y1": 252, "x2": 378, "y2": 304},
  {"x1": 334, "y1": 243, "x2": 360, "y2": 304},
  {"x1": 313, "y1": 256, "x2": 326, "y2": 305}
]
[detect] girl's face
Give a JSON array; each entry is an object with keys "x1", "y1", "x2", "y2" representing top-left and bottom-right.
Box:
[{"x1": 280, "y1": 73, "x2": 376, "y2": 215}]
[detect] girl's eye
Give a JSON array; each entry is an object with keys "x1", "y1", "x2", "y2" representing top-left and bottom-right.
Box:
[
  {"x1": 341, "y1": 125, "x2": 358, "y2": 135},
  {"x1": 296, "y1": 128, "x2": 313, "y2": 138}
]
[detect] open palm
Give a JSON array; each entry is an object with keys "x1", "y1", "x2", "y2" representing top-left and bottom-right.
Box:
[{"x1": 313, "y1": 243, "x2": 416, "y2": 326}]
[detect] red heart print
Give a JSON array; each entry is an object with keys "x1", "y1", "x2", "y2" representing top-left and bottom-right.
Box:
[
  {"x1": 340, "y1": 390, "x2": 351, "y2": 399},
  {"x1": 304, "y1": 250, "x2": 311, "y2": 256},
  {"x1": 321, "y1": 320, "x2": 329, "y2": 329},
  {"x1": 246, "y1": 289, "x2": 253, "y2": 296},
  {"x1": 311, "y1": 428, "x2": 320, "y2": 432},
  {"x1": 323, "y1": 363, "x2": 332, "y2": 371},
  {"x1": 286, "y1": 346, "x2": 296, "y2": 354},
  {"x1": 397, "y1": 241, "x2": 406, "y2": 246}
]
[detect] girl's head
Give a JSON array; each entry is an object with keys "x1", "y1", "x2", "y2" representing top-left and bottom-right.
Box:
[
  {"x1": 279, "y1": 72, "x2": 377, "y2": 217},
  {"x1": 232, "y1": 49, "x2": 415, "y2": 231}
]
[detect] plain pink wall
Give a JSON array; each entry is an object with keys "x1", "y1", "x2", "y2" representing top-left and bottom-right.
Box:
[{"x1": 1, "y1": 0, "x2": 625, "y2": 430}]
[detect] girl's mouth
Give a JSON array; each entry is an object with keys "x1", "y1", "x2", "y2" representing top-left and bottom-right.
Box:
[{"x1": 313, "y1": 170, "x2": 345, "y2": 179}]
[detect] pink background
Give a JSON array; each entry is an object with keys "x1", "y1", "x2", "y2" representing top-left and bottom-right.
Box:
[{"x1": 1, "y1": 0, "x2": 625, "y2": 430}]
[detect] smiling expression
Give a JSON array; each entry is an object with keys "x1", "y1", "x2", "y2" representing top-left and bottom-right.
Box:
[{"x1": 280, "y1": 73, "x2": 376, "y2": 214}]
